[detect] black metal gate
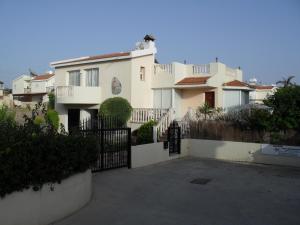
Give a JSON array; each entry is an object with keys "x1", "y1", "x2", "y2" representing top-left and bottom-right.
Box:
[
  {"x1": 168, "y1": 121, "x2": 181, "y2": 154},
  {"x1": 81, "y1": 116, "x2": 131, "y2": 172}
]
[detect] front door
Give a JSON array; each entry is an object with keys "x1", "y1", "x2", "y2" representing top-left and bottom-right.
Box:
[
  {"x1": 205, "y1": 92, "x2": 215, "y2": 108},
  {"x1": 68, "y1": 109, "x2": 80, "y2": 132}
]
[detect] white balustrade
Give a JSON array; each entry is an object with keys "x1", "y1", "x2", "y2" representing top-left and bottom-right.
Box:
[
  {"x1": 154, "y1": 64, "x2": 173, "y2": 74},
  {"x1": 153, "y1": 108, "x2": 175, "y2": 142},
  {"x1": 130, "y1": 108, "x2": 168, "y2": 123},
  {"x1": 56, "y1": 86, "x2": 74, "y2": 97},
  {"x1": 192, "y1": 64, "x2": 210, "y2": 74}
]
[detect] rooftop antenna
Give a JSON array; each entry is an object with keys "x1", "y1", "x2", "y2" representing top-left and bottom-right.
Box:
[{"x1": 29, "y1": 68, "x2": 38, "y2": 77}]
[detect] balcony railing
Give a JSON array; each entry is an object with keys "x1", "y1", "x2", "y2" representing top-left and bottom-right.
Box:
[
  {"x1": 192, "y1": 64, "x2": 210, "y2": 74},
  {"x1": 154, "y1": 64, "x2": 173, "y2": 74},
  {"x1": 24, "y1": 88, "x2": 31, "y2": 94},
  {"x1": 56, "y1": 86, "x2": 74, "y2": 97},
  {"x1": 56, "y1": 86, "x2": 101, "y2": 104},
  {"x1": 46, "y1": 86, "x2": 55, "y2": 93}
]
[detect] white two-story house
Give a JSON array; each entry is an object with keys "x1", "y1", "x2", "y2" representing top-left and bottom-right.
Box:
[
  {"x1": 51, "y1": 35, "x2": 251, "y2": 132},
  {"x1": 12, "y1": 72, "x2": 55, "y2": 107}
]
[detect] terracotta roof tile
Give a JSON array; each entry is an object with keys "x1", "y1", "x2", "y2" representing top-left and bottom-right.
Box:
[
  {"x1": 33, "y1": 74, "x2": 54, "y2": 81},
  {"x1": 176, "y1": 77, "x2": 210, "y2": 85},
  {"x1": 250, "y1": 85, "x2": 274, "y2": 90},
  {"x1": 53, "y1": 52, "x2": 130, "y2": 65},
  {"x1": 223, "y1": 80, "x2": 249, "y2": 87}
]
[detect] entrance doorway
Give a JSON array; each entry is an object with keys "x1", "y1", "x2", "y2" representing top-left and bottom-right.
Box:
[
  {"x1": 68, "y1": 109, "x2": 80, "y2": 132},
  {"x1": 205, "y1": 92, "x2": 215, "y2": 108}
]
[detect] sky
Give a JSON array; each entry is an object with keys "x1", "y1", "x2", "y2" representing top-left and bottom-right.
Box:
[{"x1": 0, "y1": 0, "x2": 299, "y2": 87}]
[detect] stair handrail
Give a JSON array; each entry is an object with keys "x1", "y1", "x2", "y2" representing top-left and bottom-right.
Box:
[{"x1": 153, "y1": 108, "x2": 175, "y2": 142}]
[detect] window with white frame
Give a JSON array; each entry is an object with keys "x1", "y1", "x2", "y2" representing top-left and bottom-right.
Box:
[
  {"x1": 85, "y1": 68, "x2": 99, "y2": 87},
  {"x1": 140, "y1": 66, "x2": 145, "y2": 81},
  {"x1": 69, "y1": 70, "x2": 81, "y2": 86}
]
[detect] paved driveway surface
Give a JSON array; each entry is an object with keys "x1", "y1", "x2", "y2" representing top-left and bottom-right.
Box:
[{"x1": 55, "y1": 157, "x2": 300, "y2": 225}]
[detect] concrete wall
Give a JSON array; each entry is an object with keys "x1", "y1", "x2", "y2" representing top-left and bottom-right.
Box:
[
  {"x1": 0, "y1": 170, "x2": 92, "y2": 225},
  {"x1": 189, "y1": 139, "x2": 300, "y2": 167},
  {"x1": 131, "y1": 54, "x2": 155, "y2": 108},
  {"x1": 131, "y1": 139, "x2": 300, "y2": 169},
  {"x1": 131, "y1": 140, "x2": 189, "y2": 168}
]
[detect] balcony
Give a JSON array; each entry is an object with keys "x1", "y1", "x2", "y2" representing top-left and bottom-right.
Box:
[{"x1": 56, "y1": 86, "x2": 101, "y2": 104}]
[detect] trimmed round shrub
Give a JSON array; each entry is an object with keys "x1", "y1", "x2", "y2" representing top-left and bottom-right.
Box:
[
  {"x1": 136, "y1": 120, "x2": 157, "y2": 145},
  {"x1": 99, "y1": 97, "x2": 132, "y2": 126}
]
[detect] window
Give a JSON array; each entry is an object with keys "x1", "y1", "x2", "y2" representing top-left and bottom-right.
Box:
[
  {"x1": 69, "y1": 70, "x2": 80, "y2": 86},
  {"x1": 140, "y1": 66, "x2": 145, "y2": 81},
  {"x1": 153, "y1": 89, "x2": 172, "y2": 108},
  {"x1": 85, "y1": 68, "x2": 99, "y2": 87}
]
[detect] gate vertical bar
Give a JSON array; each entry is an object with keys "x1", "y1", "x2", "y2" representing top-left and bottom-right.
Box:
[
  {"x1": 127, "y1": 128, "x2": 132, "y2": 169},
  {"x1": 100, "y1": 116, "x2": 104, "y2": 170}
]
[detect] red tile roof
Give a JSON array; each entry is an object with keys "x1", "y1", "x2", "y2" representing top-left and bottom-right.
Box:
[
  {"x1": 223, "y1": 80, "x2": 249, "y2": 87},
  {"x1": 33, "y1": 73, "x2": 54, "y2": 81},
  {"x1": 53, "y1": 52, "x2": 130, "y2": 65},
  {"x1": 176, "y1": 77, "x2": 210, "y2": 85},
  {"x1": 250, "y1": 85, "x2": 274, "y2": 90}
]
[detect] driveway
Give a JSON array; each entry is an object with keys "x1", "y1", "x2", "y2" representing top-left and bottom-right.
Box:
[{"x1": 55, "y1": 157, "x2": 300, "y2": 225}]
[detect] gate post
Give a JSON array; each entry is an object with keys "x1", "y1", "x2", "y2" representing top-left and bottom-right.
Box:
[
  {"x1": 127, "y1": 128, "x2": 132, "y2": 169},
  {"x1": 100, "y1": 117, "x2": 104, "y2": 170}
]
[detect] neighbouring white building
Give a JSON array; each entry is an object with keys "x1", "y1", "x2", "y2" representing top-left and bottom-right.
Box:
[
  {"x1": 248, "y1": 78, "x2": 277, "y2": 104},
  {"x1": 12, "y1": 72, "x2": 55, "y2": 107},
  {"x1": 50, "y1": 35, "x2": 253, "y2": 134}
]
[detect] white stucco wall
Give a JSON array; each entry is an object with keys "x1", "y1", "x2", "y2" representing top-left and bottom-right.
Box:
[
  {"x1": 131, "y1": 139, "x2": 300, "y2": 169},
  {"x1": 0, "y1": 170, "x2": 92, "y2": 225},
  {"x1": 130, "y1": 54, "x2": 154, "y2": 108},
  {"x1": 12, "y1": 75, "x2": 31, "y2": 94}
]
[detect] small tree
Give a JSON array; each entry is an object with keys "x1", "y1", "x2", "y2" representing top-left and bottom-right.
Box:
[
  {"x1": 99, "y1": 97, "x2": 132, "y2": 126},
  {"x1": 264, "y1": 84, "x2": 300, "y2": 131},
  {"x1": 196, "y1": 103, "x2": 222, "y2": 120},
  {"x1": 48, "y1": 93, "x2": 55, "y2": 110},
  {"x1": 276, "y1": 76, "x2": 295, "y2": 87}
]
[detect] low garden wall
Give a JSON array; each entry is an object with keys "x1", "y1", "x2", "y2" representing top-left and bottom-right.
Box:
[
  {"x1": 131, "y1": 139, "x2": 300, "y2": 168},
  {"x1": 0, "y1": 170, "x2": 92, "y2": 225},
  {"x1": 189, "y1": 139, "x2": 300, "y2": 167},
  {"x1": 131, "y1": 140, "x2": 189, "y2": 168}
]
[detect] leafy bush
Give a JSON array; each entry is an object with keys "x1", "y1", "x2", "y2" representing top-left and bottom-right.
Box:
[
  {"x1": 0, "y1": 110, "x2": 97, "y2": 198},
  {"x1": 223, "y1": 107, "x2": 271, "y2": 132},
  {"x1": 99, "y1": 97, "x2": 132, "y2": 126},
  {"x1": 0, "y1": 105, "x2": 15, "y2": 125},
  {"x1": 264, "y1": 85, "x2": 300, "y2": 131},
  {"x1": 45, "y1": 109, "x2": 59, "y2": 130},
  {"x1": 34, "y1": 115, "x2": 45, "y2": 126},
  {"x1": 196, "y1": 103, "x2": 223, "y2": 120},
  {"x1": 136, "y1": 120, "x2": 157, "y2": 145}
]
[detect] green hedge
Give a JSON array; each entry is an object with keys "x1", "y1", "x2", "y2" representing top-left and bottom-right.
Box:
[
  {"x1": 136, "y1": 120, "x2": 157, "y2": 145},
  {"x1": 0, "y1": 120, "x2": 98, "y2": 198}
]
